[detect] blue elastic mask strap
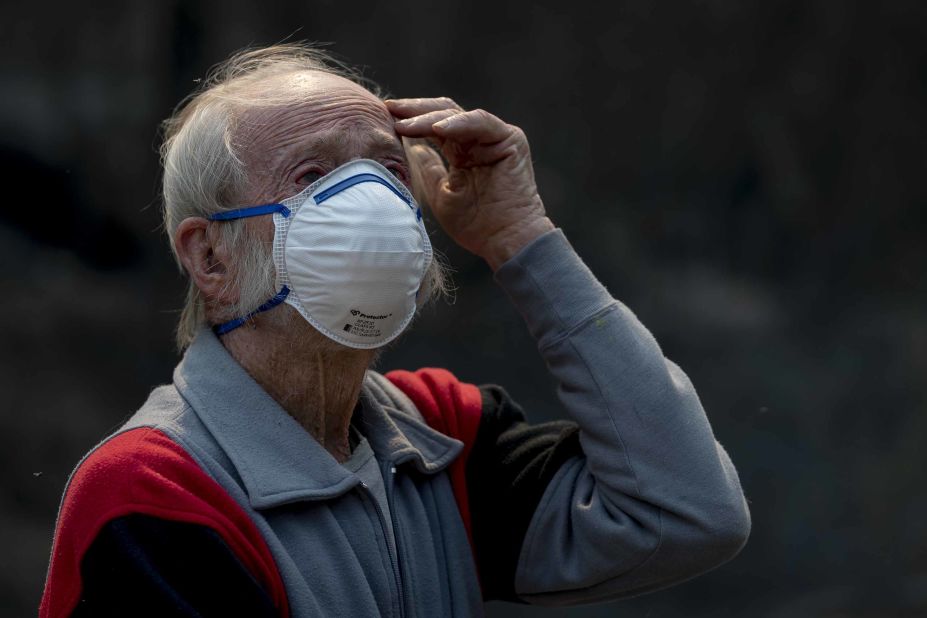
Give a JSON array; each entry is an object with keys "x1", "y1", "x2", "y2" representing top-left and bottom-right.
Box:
[
  {"x1": 213, "y1": 286, "x2": 291, "y2": 336},
  {"x1": 208, "y1": 203, "x2": 291, "y2": 221}
]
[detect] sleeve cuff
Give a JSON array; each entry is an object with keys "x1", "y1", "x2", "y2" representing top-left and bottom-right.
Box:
[{"x1": 493, "y1": 228, "x2": 616, "y2": 348}]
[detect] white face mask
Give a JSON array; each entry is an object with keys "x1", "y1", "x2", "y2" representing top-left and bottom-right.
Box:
[{"x1": 209, "y1": 159, "x2": 433, "y2": 349}]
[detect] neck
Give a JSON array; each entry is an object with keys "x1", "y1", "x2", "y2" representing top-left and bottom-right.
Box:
[{"x1": 221, "y1": 311, "x2": 377, "y2": 463}]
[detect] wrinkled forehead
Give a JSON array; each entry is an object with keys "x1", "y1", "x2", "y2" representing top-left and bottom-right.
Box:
[{"x1": 232, "y1": 70, "x2": 396, "y2": 154}]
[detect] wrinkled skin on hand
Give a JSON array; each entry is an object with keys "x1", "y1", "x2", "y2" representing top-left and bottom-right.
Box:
[{"x1": 386, "y1": 97, "x2": 555, "y2": 270}]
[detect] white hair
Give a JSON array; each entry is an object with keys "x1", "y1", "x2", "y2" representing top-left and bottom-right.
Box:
[{"x1": 160, "y1": 43, "x2": 449, "y2": 350}]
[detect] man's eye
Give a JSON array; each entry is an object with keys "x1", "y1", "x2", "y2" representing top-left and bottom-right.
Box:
[
  {"x1": 385, "y1": 163, "x2": 410, "y2": 185},
  {"x1": 298, "y1": 170, "x2": 324, "y2": 185}
]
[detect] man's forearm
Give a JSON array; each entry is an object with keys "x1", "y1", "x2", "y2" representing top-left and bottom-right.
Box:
[{"x1": 493, "y1": 228, "x2": 751, "y2": 604}]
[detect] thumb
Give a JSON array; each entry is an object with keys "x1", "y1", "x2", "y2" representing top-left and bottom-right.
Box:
[{"x1": 403, "y1": 138, "x2": 447, "y2": 212}]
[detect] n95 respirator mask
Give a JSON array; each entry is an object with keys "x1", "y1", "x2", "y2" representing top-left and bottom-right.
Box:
[{"x1": 208, "y1": 158, "x2": 433, "y2": 349}]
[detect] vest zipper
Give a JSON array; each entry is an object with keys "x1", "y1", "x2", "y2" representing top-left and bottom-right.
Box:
[
  {"x1": 358, "y1": 481, "x2": 405, "y2": 617},
  {"x1": 381, "y1": 462, "x2": 412, "y2": 618}
]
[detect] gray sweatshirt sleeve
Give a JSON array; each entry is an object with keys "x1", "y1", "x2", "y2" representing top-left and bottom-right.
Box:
[{"x1": 492, "y1": 228, "x2": 751, "y2": 605}]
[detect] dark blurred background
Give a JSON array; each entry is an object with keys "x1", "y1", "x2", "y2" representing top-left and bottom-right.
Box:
[{"x1": 2, "y1": 0, "x2": 925, "y2": 616}]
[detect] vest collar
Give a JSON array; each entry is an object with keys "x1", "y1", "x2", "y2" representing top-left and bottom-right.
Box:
[{"x1": 173, "y1": 329, "x2": 462, "y2": 510}]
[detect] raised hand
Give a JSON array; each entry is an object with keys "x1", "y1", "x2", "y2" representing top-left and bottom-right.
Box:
[{"x1": 386, "y1": 97, "x2": 554, "y2": 270}]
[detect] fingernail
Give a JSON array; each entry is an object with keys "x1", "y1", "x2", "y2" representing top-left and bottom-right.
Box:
[{"x1": 434, "y1": 118, "x2": 451, "y2": 129}]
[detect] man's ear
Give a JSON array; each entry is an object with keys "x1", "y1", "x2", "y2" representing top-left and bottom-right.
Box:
[{"x1": 174, "y1": 217, "x2": 239, "y2": 307}]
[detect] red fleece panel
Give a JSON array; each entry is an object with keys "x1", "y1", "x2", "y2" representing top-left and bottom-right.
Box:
[
  {"x1": 385, "y1": 368, "x2": 483, "y2": 547},
  {"x1": 40, "y1": 428, "x2": 289, "y2": 618}
]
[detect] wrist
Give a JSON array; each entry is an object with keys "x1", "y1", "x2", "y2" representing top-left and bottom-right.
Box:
[{"x1": 481, "y1": 216, "x2": 556, "y2": 271}]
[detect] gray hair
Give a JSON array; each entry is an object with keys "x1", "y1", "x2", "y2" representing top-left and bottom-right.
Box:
[{"x1": 160, "y1": 43, "x2": 449, "y2": 350}]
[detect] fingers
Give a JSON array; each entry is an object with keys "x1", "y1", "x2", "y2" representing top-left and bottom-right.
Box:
[
  {"x1": 395, "y1": 107, "x2": 515, "y2": 147},
  {"x1": 384, "y1": 97, "x2": 462, "y2": 119},
  {"x1": 402, "y1": 139, "x2": 447, "y2": 208},
  {"x1": 431, "y1": 109, "x2": 514, "y2": 145},
  {"x1": 394, "y1": 109, "x2": 461, "y2": 137},
  {"x1": 388, "y1": 94, "x2": 517, "y2": 146}
]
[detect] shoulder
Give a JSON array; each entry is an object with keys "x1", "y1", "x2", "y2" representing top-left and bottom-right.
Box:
[
  {"x1": 52, "y1": 424, "x2": 254, "y2": 578},
  {"x1": 57, "y1": 416, "x2": 270, "y2": 560},
  {"x1": 380, "y1": 368, "x2": 483, "y2": 440},
  {"x1": 43, "y1": 423, "x2": 285, "y2": 617},
  {"x1": 120, "y1": 383, "x2": 190, "y2": 433},
  {"x1": 61, "y1": 427, "x2": 220, "y2": 525},
  {"x1": 57, "y1": 383, "x2": 211, "y2": 532}
]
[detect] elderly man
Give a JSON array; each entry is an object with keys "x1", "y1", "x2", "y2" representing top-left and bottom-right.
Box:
[{"x1": 41, "y1": 44, "x2": 750, "y2": 617}]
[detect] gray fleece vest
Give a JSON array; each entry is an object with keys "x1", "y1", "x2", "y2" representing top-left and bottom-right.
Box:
[{"x1": 119, "y1": 329, "x2": 483, "y2": 617}]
